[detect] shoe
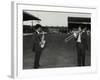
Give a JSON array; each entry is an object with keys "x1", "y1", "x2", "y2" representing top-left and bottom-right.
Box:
[
  {"x1": 34, "y1": 66, "x2": 39, "y2": 69},
  {"x1": 33, "y1": 65, "x2": 40, "y2": 69}
]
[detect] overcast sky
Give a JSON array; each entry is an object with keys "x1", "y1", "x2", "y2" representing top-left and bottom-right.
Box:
[{"x1": 23, "y1": 10, "x2": 91, "y2": 27}]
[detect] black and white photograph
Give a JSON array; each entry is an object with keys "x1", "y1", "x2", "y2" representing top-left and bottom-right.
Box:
[{"x1": 23, "y1": 10, "x2": 91, "y2": 69}]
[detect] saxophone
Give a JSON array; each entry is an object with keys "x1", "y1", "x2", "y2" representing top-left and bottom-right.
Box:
[{"x1": 40, "y1": 31, "x2": 46, "y2": 48}]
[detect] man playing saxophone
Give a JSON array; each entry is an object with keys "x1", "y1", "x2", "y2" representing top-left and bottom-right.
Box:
[{"x1": 32, "y1": 24, "x2": 46, "y2": 68}]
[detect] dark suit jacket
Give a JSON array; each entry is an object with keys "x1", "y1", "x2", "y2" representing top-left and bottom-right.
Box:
[
  {"x1": 75, "y1": 31, "x2": 88, "y2": 50},
  {"x1": 81, "y1": 31, "x2": 88, "y2": 49},
  {"x1": 32, "y1": 31, "x2": 42, "y2": 52}
]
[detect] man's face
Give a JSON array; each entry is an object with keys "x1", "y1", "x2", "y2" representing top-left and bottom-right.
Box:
[
  {"x1": 37, "y1": 27, "x2": 42, "y2": 32},
  {"x1": 78, "y1": 27, "x2": 81, "y2": 31}
]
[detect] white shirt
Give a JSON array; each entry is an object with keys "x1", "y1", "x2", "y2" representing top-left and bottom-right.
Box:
[
  {"x1": 36, "y1": 30, "x2": 40, "y2": 34},
  {"x1": 77, "y1": 33, "x2": 81, "y2": 43}
]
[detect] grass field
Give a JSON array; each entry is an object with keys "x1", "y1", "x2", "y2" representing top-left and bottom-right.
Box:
[{"x1": 23, "y1": 33, "x2": 91, "y2": 69}]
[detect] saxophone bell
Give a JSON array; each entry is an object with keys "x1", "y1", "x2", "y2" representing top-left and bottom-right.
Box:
[{"x1": 40, "y1": 31, "x2": 46, "y2": 48}]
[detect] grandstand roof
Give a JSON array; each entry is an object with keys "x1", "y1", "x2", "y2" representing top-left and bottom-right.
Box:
[{"x1": 23, "y1": 12, "x2": 41, "y2": 21}]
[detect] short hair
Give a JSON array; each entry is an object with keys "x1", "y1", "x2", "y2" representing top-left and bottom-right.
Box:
[{"x1": 35, "y1": 24, "x2": 42, "y2": 30}]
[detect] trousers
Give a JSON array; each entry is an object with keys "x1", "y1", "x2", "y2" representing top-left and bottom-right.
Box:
[
  {"x1": 76, "y1": 42, "x2": 86, "y2": 66},
  {"x1": 34, "y1": 51, "x2": 42, "y2": 68}
]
